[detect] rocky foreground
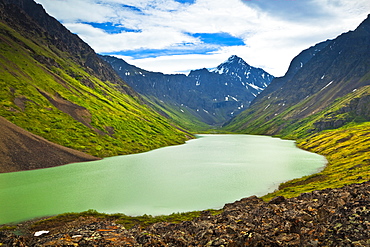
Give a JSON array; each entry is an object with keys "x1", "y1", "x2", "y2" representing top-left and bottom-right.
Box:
[{"x1": 1, "y1": 181, "x2": 369, "y2": 246}]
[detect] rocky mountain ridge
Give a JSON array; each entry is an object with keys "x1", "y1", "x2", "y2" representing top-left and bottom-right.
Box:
[
  {"x1": 251, "y1": 40, "x2": 331, "y2": 106},
  {"x1": 100, "y1": 55, "x2": 273, "y2": 128},
  {"x1": 224, "y1": 14, "x2": 370, "y2": 136}
]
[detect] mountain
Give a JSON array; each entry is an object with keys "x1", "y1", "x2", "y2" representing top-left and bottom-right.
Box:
[
  {"x1": 188, "y1": 55, "x2": 273, "y2": 115},
  {"x1": 224, "y1": 14, "x2": 370, "y2": 137},
  {"x1": 100, "y1": 55, "x2": 273, "y2": 129},
  {"x1": 0, "y1": 0, "x2": 135, "y2": 96},
  {"x1": 251, "y1": 40, "x2": 331, "y2": 106},
  {"x1": 222, "y1": 15, "x2": 370, "y2": 199},
  {"x1": 210, "y1": 55, "x2": 272, "y2": 96},
  {"x1": 0, "y1": 0, "x2": 189, "y2": 171}
]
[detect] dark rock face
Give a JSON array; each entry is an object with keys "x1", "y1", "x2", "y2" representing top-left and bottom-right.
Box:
[
  {"x1": 251, "y1": 40, "x2": 331, "y2": 106},
  {"x1": 313, "y1": 94, "x2": 370, "y2": 132},
  {"x1": 2, "y1": 181, "x2": 369, "y2": 246},
  {"x1": 100, "y1": 55, "x2": 274, "y2": 125}
]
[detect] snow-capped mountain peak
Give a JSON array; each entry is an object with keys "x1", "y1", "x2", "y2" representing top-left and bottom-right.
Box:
[{"x1": 212, "y1": 55, "x2": 251, "y2": 75}]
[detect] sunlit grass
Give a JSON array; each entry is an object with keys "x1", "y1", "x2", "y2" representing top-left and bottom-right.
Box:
[
  {"x1": 262, "y1": 122, "x2": 370, "y2": 201},
  {"x1": 29, "y1": 209, "x2": 222, "y2": 230},
  {"x1": 0, "y1": 21, "x2": 189, "y2": 158}
]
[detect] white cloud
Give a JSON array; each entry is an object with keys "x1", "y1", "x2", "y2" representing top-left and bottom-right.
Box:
[
  {"x1": 120, "y1": 53, "x2": 226, "y2": 74},
  {"x1": 36, "y1": 0, "x2": 116, "y2": 23},
  {"x1": 35, "y1": 0, "x2": 370, "y2": 76},
  {"x1": 64, "y1": 23, "x2": 201, "y2": 52}
]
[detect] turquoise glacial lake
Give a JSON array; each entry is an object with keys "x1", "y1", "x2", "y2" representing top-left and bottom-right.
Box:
[{"x1": 0, "y1": 134, "x2": 326, "y2": 224}]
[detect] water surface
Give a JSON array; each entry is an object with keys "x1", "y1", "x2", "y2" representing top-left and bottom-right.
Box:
[{"x1": 0, "y1": 134, "x2": 326, "y2": 224}]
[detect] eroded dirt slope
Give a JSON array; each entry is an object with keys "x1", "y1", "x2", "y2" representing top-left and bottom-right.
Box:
[{"x1": 0, "y1": 116, "x2": 99, "y2": 173}]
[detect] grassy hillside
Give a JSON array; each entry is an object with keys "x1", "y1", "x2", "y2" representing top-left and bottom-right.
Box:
[
  {"x1": 263, "y1": 122, "x2": 370, "y2": 201},
  {"x1": 144, "y1": 96, "x2": 212, "y2": 132},
  {"x1": 224, "y1": 83, "x2": 370, "y2": 201},
  {"x1": 227, "y1": 84, "x2": 370, "y2": 201},
  {"x1": 223, "y1": 41, "x2": 370, "y2": 200},
  {"x1": 0, "y1": 19, "x2": 189, "y2": 159},
  {"x1": 225, "y1": 84, "x2": 370, "y2": 138}
]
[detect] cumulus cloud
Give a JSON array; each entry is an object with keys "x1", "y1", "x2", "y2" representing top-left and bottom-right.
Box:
[
  {"x1": 65, "y1": 23, "x2": 201, "y2": 52},
  {"x1": 35, "y1": 0, "x2": 370, "y2": 76}
]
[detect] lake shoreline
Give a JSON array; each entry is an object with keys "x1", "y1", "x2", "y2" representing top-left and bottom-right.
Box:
[
  {"x1": 1, "y1": 180, "x2": 369, "y2": 246},
  {"x1": 0, "y1": 134, "x2": 326, "y2": 225}
]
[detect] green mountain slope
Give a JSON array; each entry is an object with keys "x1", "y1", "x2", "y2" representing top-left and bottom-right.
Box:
[
  {"x1": 224, "y1": 15, "x2": 370, "y2": 137},
  {"x1": 0, "y1": 0, "x2": 189, "y2": 166},
  {"x1": 223, "y1": 15, "x2": 370, "y2": 198},
  {"x1": 143, "y1": 95, "x2": 212, "y2": 132},
  {"x1": 263, "y1": 121, "x2": 370, "y2": 200}
]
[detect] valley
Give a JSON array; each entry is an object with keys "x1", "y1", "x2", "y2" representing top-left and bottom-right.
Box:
[{"x1": 0, "y1": 0, "x2": 369, "y2": 245}]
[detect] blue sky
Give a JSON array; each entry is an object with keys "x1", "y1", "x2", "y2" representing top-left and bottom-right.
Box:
[{"x1": 35, "y1": 0, "x2": 370, "y2": 76}]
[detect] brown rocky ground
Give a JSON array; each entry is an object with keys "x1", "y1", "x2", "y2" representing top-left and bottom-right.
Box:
[
  {"x1": 0, "y1": 116, "x2": 100, "y2": 173},
  {"x1": 1, "y1": 181, "x2": 369, "y2": 246}
]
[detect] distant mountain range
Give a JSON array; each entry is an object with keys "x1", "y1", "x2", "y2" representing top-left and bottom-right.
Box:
[{"x1": 100, "y1": 55, "x2": 273, "y2": 128}]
